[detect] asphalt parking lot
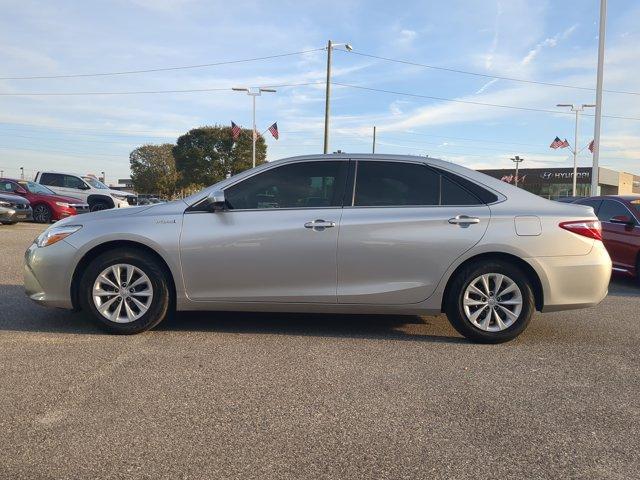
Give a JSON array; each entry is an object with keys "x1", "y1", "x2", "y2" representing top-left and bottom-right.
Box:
[{"x1": 1, "y1": 222, "x2": 639, "y2": 479}]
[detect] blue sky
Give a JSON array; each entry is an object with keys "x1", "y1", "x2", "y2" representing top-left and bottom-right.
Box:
[{"x1": 0, "y1": 0, "x2": 639, "y2": 183}]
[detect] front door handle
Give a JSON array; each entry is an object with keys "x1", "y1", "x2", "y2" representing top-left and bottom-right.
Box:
[
  {"x1": 448, "y1": 215, "x2": 480, "y2": 228},
  {"x1": 304, "y1": 219, "x2": 336, "y2": 231}
]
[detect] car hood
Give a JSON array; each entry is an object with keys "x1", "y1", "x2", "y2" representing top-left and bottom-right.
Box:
[
  {"x1": 55, "y1": 199, "x2": 187, "y2": 226},
  {"x1": 38, "y1": 193, "x2": 87, "y2": 204},
  {"x1": 0, "y1": 192, "x2": 29, "y2": 205}
]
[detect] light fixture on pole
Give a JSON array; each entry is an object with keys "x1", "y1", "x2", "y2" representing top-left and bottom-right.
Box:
[
  {"x1": 556, "y1": 104, "x2": 595, "y2": 197},
  {"x1": 592, "y1": 0, "x2": 607, "y2": 196},
  {"x1": 233, "y1": 87, "x2": 277, "y2": 168},
  {"x1": 323, "y1": 40, "x2": 352, "y2": 154},
  {"x1": 510, "y1": 156, "x2": 524, "y2": 188}
]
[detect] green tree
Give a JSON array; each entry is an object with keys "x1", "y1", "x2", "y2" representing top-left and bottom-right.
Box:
[
  {"x1": 129, "y1": 143, "x2": 179, "y2": 197},
  {"x1": 173, "y1": 125, "x2": 266, "y2": 188}
]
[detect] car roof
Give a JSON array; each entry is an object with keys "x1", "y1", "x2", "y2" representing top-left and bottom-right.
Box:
[{"x1": 586, "y1": 194, "x2": 640, "y2": 202}]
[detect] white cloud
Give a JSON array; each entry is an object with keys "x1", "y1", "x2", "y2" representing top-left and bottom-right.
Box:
[{"x1": 521, "y1": 24, "x2": 578, "y2": 66}]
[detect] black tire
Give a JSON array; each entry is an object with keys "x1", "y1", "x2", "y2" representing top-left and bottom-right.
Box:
[
  {"x1": 90, "y1": 201, "x2": 109, "y2": 212},
  {"x1": 33, "y1": 204, "x2": 52, "y2": 223},
  {"x1": 444, "y1": 260, "x2": 535, "y2": 343},
  {"x1": 78, "y1": 248, "x2": 171, "y2": 334},
  {"x1": 1, "y1": 221, "x2": 17, "y2": 225}
]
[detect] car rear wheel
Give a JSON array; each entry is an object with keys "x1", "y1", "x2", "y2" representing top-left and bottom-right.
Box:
[
  {"x1": 33, "y1": 204, "x2": 52, "y2": 223},
  {"x1": 90, "y1": 201, "x2": 109, "y2": 212},
  {"x1": 445, "y1": 260, "x2": 535, "y2": 343},
  {"x1": 79, "y1": 249, "x2": 171, "y2": 334}
]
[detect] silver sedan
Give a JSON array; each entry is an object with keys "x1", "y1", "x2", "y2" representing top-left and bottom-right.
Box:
[{"x1": 24, "y1": 154, "x2": 611, "y2": 343}]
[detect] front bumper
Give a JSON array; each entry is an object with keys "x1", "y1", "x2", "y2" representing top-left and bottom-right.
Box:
[
  {"x1": 1, "y1": 206, "x2": 32, "y2": 222},
  {"x1": 24, "y1": 240, "x2": 77, "y2": 309},
  {"x1": 528, "y1": 241, "x2": 612, "y2": 312}
]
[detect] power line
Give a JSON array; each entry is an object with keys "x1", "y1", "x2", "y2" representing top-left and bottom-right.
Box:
[
  {"x1": 0, "y1": 82, "x2": 322, "y2": 96},
  {"x1": 331, "y1": 82, "x2": 640, "y2": 122},
  {"x1": 341, "y1": 50, "x2": 640, "y2": 96},
  {"x1": 0, "y1": 48, "x2": 326, "y2": 80}
]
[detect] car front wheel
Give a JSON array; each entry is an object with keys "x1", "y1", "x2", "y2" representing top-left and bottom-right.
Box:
[
  {"x1": 445, "y1": 260, "x2": 535, "y2": 343},
  {"x1": 33, "y1": 204, "x2": 52, "y2": 223},
  {"x1": 79, "y1": 249, "x2": 171, "y2": 334}
]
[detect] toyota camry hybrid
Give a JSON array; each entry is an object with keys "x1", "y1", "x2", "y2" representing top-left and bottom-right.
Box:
[{"x1": 24, "y1": 154, "x2": 612, "y2": 343}]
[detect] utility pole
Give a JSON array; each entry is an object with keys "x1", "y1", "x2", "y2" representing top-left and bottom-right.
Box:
[
  {"x1": 372, "y1": 126, "x2": 377, "y2": 154},
  {"x1": 556, "y1": 104, "x2": 595, "y2": 196},
  {"x1": 511, "y1": 156, "x2": 524, "y2": 188},
  {"x1": 323, "y1": 40, "x2": 352, "y2": 154},
  {"x1": 592, "y1": 0, "x2": 607, "y2": 196},
  {"x1": 233, "y1": 87, "x2": 276, "y2": 168}
]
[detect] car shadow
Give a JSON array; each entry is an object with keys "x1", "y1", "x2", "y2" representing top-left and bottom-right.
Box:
[
  {"x1": 0, "y1": 284, "x2": 465, "y2": 343},
  {"x1": 607, "y1": 276, "x2": 640, "y2": 297}
]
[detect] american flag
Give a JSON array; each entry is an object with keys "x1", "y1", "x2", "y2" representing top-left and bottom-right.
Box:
[
  {"x1": 267, "y1": 122, "x2": 279, "y2": 140},
  {"x1": 231, "y1": 121, "x2": 241, "y2": 140},
  {"x1": 588, "y1": 139, "x2": 595, "y2": 153},
  {"x1": 549, "y1": 136, "x2": 569, "y2": 149}
]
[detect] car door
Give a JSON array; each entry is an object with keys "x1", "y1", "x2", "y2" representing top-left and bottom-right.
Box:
[
  {"x1": 596, "y1": 199, "x2": 639, "y2": 272},
  {"x1": 337, "y1": 159, "x2": 490, "y2": 305},
  {"x1": 180, "y1": 159, "x2": 349, "y2": 303}
]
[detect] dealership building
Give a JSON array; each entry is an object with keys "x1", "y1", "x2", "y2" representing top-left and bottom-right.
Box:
[{"x1": 479, "y1": 166, "x2": 640, "y2": 199}]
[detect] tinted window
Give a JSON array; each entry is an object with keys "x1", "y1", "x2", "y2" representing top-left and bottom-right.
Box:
[
  {"x1": 575, "y1": 198, "x2": 602, "y2": 212},
  {"x1": 40, "y1": 173, "x2": 64, "y2": 187},
  {"x1": 225, "y1": 161, "x2": 348, "y2": 210},
  {"x1": 598, "y1": 200, "x2": 634, "y2": 224},
  {"x1": 354, "y1": 161, "x2": 439, "y2": 206},
  {"x1": 62, "y1": 175, "x2": 86, "y2": 189},
  {"x1": 440, "y1": 175, "x2": 482, "y2": 205},
  {"x1": 438, "y1": 169, "x2": 498, "y2": 204},
  {"x1": 1, "y1": 181, "x2": 15, "y2": 193}
]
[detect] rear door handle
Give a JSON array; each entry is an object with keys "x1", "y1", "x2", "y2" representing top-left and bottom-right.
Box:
[
  {"x1": 304, "y1": 219, "x2": 336, "y2": 231},
  {"x1": 448, "y1": 215, "x2": 480, "y2": 228}
]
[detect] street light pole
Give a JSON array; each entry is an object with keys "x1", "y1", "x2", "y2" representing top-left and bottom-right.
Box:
[
  {"x1": 556, "y1": 104, "x2": 595, "y2": 197},
  {"x1": 233, "y1": 87, "x2": 276, "y2": 168},
  {"x1": 20, "y1": 167, "x2": 24, "y2": 180},
  {"x1": 511, "y1": 156, "x2": 524, "y2": 188},
  {"x1": 592, "y1": 0, "x2": 607, "y2": 196},
  {"x1": 372, "y1": 126, "x2": 377, "y2": 154},
  {"x1": 322, "y1": 40, "x2": 352, "y2": 154}
]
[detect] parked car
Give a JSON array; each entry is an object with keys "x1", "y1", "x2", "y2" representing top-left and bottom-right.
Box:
[
  {"x1": 0, "y1": 178, "x2": 89, "y2": 223},
  {"x1": 34, "y1": 171, "x2": 137, "y2": 211},
  {"x1": 573, "y1": 195, "x2": 640, "y2": 281},
  {"x1": 25, "y1": 154, "x2": 611, "y2": 343},
  {"x1": 0, "y1": 192, "x2": 32, "y2": 224}
]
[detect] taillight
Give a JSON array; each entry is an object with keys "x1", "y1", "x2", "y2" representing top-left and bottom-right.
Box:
[{"x1": 559, "y1": 220, "x2": 602, "y2": 241}]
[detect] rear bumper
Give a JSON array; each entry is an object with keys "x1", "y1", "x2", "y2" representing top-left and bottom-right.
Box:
[{"x1": 527, "y1": 241, "x2": 612, "y2": 312}]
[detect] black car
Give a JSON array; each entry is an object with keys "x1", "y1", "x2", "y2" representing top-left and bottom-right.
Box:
[{"x1": 0, "y1": 192, "x2": 33, "y2": 224}]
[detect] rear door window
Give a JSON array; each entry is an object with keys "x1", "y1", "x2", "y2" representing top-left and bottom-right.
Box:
[
  {"x1": 40, "y1": 173, "x2": 64, "y2": 187},
  {"x1": 598, "y1": 200, "x2": 635, "y2": 224}
]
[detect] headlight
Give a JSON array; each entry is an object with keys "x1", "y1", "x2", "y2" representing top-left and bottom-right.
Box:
[
  {"x1": 112, "y1": 193, "x2": 127, "y2": 200},
  {"x1": 35, "y1": 225, "x2": 82, "y2": 248},
  {"x1": 0, "y1": 200, "x2": 10, "y2": 207},
  {"x1": 55, "y1": 202, "x2": 70, "y2": 208}
]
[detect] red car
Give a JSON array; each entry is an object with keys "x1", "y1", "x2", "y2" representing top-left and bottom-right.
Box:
[
  {"x1": 574, "y1": 195, "x2": 640, "y2": 281},
  {"x1": 0, "y1": 178, "x2": 89, "y2": 223}
]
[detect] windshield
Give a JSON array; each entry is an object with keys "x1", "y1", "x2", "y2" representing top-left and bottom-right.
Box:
[
  {"x1": 83, "y1": 177, "x2": 109, "y2": 189},
  {"x1": 20, "y1": 181, "x2": 56, "y2": 195}
]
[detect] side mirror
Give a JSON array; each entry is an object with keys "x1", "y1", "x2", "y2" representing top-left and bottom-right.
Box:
[
  {"x1": 14, "y1": 186, "x2": 27, "y2": 195},
  {"x1": 205, "y1": 190, "x2": 227, "y2": 212},
  {"x1": 609, "y1": 214, "x2": 634, "y2": 226}
]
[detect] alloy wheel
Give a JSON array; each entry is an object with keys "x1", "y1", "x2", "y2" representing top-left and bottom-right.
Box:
[
  {"x1": 462, "y1": 273, "x2": 523, "y2": 332},
  {"x1": 33, "y1": 204, "x2": 51, "y2": 223},
  {"x1": 92, "y1": 264, "x2": 153, "y2": 323}
]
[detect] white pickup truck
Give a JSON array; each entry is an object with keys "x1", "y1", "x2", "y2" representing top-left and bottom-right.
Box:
[{"x1": 34, "y1": 171, "x2": 137, "y2": 212}]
